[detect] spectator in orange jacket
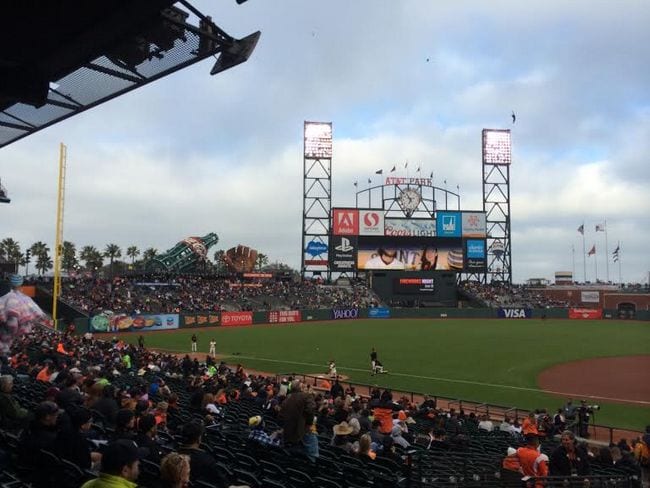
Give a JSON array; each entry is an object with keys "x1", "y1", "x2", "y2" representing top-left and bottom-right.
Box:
[
  {"x1": 522, "y1": 411, "x2": 539, "y2": 436},
  {"x1": 516, "y1": 434, "x2": 549, "y2": 487}
]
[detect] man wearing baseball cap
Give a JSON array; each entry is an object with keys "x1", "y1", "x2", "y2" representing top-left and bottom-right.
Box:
[{"x1": 82, "y1": 439, "x2": 140, "y2": 488}]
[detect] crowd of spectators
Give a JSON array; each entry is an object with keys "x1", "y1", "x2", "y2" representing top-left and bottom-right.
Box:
[
  {"x1": 0, "y1": 325, "x2": 646, "y2": 488},
  {"x1": 461, "y1": 282, "x2": 569, "y2": 308},
  {"x1": 47, "y1": 275, "x2": 380, "y2": 316}
]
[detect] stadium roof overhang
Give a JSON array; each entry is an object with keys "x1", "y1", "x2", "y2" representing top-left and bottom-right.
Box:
[{"x1": 0, "y1": 0, "x2": 260, "y2": 149}]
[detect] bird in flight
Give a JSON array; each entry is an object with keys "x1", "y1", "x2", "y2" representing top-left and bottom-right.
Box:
[{"x1": 511, "y1": 110, "x2": 516, "y2": 124}]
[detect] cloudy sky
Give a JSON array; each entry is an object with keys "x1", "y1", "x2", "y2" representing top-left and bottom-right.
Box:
[{"x1": 1, "y1": 0, "x2": 649, "y2": 284}]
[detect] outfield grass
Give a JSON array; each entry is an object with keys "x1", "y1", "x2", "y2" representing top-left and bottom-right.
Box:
[{"x1": 120, "y1": 318, "x2": 650, "y2": 431}]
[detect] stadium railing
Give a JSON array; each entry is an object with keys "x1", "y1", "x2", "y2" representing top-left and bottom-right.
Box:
[{"x1": 280, "y1": 372, "x2": 642, "y2": 445}]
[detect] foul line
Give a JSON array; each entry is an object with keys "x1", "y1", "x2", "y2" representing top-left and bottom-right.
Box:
[{"x1": 218, "y1": 354, "x2": 650, "y2": 407}]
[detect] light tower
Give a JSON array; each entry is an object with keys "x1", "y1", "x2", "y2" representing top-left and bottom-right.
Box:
[
  {"x1": 482, "y1": 129, "x2": 512, "y2": 284},
  {"x1": 301, "y1": 122, "x2": 332, "y2": 280}
]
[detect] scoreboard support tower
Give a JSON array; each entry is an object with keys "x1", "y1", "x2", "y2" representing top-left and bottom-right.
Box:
[
  {"x1": 482, "y1": 129, "x2": 513, "y2": 284},
  {"x1": 301, "y1": 122, "x2": 333, "y2": 280}
]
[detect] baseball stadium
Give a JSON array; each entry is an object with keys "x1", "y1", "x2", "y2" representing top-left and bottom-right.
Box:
[{"x1": 1, "y1": 3, "x2": 649, "y2": 488}]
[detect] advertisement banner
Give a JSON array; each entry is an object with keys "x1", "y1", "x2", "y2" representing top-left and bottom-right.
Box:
[
  {"x1": 436, "y1": 211, "x2": 462, "y2": 237},
  {"x1": 183, "y1": 313, "x2": 220, "y2": 327},
  {"x1": 332, "y1": 209, "x2": 359, "y2": 235},
  {"x1": 268, "y1": 310, "x2": 302, "y2": 323},
  {"x1": 357, "y1": 240, "x2": 463, "y2": 271},
  {"x1": 331, "y1": 308, "x2": 360, "y2": 320},
  {"x1": 329, "y1": 236, "x2": 357, "y2": 271},
  {"x1": 580, "y1": 291, "x2": 600, "y2": 303},
  {"x1": 462, "y1": 212, "x2": 487, "y2": 237},
  {"x1": 368, "y1": 307, "x2": 391, "y2": 318},
  {"x1": 305, "y1": 241, "x2": 328, "y2": 257},
  {"x1": 568, "y1": 308, "x2": 603, "y2": 320},
  {"x1": 221, "y1": 311, "x2": 253, "y2": 326},
  {"x1": 384, "y1": 218, "x2": 436, "y2": 237},
  {"x1": 464, "y1": 239, "x2": 486, "y2": 271},
  {"x1": 359, "y1": 210, "x2": 385, "y2": 236},
  {"x1": 90, "y1": 313, "x2": 179, "y2": 332},
  {"x1": 394, "y1": 278, "x2": 435, "y2": 294},
  {"x1": 497, "y1": 308, "x2": 532, "y2": 319}
]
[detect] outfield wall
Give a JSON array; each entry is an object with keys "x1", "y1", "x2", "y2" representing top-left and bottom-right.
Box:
[{"x1": 74, "y1": 307, "x2": 649, "y2": 333}]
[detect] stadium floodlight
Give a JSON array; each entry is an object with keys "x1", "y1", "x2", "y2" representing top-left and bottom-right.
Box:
[
  {"x1": 482, "y1": 129, "x2": 511, "y2": 165},
  {"x1": 304, "y1": 122, "x2": 333, "y2": 159}
]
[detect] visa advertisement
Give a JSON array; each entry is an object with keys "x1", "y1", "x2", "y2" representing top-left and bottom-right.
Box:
[
  {"x1": 90, "y1": 313, "x2": 179, "y2": 332},
  {"x1": 497, "y1": 308, "x2": 532, "y2": 319}
]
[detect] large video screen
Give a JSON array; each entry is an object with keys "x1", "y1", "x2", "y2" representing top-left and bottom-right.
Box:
[{"x1": 357, "y1": 236, "x2": 465, "y2": 271}]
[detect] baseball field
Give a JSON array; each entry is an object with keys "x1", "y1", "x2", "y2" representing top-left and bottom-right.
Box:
[{"x1": 119, "y1": 318, "x2": 650, "y2": 431}]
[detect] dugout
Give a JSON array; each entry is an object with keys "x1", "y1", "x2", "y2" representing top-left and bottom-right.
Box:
[{"x1": 367, "y1": 270, "x2": 458, "y2": 307}]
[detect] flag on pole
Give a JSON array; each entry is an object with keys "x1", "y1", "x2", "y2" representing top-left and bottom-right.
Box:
[
  {"x1": 416, "y1": 165, "x2": 421, "y2": 172},
  {"x1": 375, "y1": 169, "x2": 383, "y2": 175},
  {"x1": 429, "y1": 172, "x2": 433, "y2": 178},
  {"x1": 612, "y1": 244, "x2": 620, "y2": 262},
  {"x1": 404, "y1": 161, "x2": 408, "y2": 169},
  {"x1": 587, "y1": 245, "x2": 596, "y2": 256},
  {"x1": 577, "y1": 224, "x2": 584, "y2": 235},
  {"x1": 353, "y1": 181, "x2": 358, "y2": 187},
  {"x1": 595, "y1": 223, "x2": 605, "y2": 232},
  {"x1": 367, "y1": 178, "x2": 371, "y2": 184},
  {"x1": 390, "y1": 166, "x2": 396, "y2": 172}
]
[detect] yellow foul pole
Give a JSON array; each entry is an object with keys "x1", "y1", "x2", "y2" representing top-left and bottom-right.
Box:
[{"x1": 52, "y1": 143, "x2": 67, "y2": 330}]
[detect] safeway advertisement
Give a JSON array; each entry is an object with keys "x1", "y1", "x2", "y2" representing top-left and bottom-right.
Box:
[
  {"x1": 221, "y1": 311, "x2": 253, "y2": 326},
  {"x1": 568, "y1": 308, "x2": 602, "y2": 320}
]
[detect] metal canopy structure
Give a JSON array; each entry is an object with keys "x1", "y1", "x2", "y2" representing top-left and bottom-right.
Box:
[{"x1": 0, "y1": 0, "x2": 260, "y2": 149}]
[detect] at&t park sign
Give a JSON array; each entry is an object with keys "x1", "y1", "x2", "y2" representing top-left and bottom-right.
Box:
[{"x1": 385, "y1": 177, "x2": 432, "y2": 186}]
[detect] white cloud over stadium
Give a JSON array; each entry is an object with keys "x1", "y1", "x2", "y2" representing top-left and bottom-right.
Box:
[{"x1": 1, "y1": 0, "x2": 649, "y2": 283}]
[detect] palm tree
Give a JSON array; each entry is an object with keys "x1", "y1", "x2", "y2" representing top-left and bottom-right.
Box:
[
  {"x1": 30, "y1": 241, "x2": 49, "y2": 260},
  {"x1": 0, "y1": 238, "x2": 22, "y2": 270},
  {"x1": 61, "y1": 241, "x2": 78, "y2": 272},
  {"x1": 80, "y1": 245, "x2": 102, "y2": 271},
  {"x1": 104, "y1": 244, "x2": 122, "y2": 277},
  {"x1": 142, "y1": 247, "x2": 158, "y2": 263},
  {"x1": 35, "y1": 252, "x2": 53, "y2": 275},
  {"x1": 213, "y1": 249, "x2": 226, "y2": 273},
  {"x1": 126, "y1": 246, "x2": 140, "y2": 264},
  {"x1": 255, "y1": 253, "x2": 269, "y2": 270}
]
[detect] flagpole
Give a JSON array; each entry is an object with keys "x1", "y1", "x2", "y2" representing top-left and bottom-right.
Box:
[
  {"x1": 582, "y1": 223, "x2": 586, "y2": 283},
  {"x1": 604, "y1": 220, "x2": 609, "y2": 282},
  {"x1": 594, "y1": 246, "x2": 598, "y2": 283},
  {"x1": 571, "y1": 244, "x2": 575, "y2": 281}
]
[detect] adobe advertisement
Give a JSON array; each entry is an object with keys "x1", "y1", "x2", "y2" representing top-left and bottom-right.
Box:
[{"x1": 332, "y1": 208, "x2": 359, "y2": 235}]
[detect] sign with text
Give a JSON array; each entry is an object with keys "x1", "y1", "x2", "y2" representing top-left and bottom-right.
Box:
[
  {"x1": 331, "y1": 308, "x2": 359, "y2": 320},
  {"x1": 436, "y1": 211, "x2": 462, "y2": 237},
  {"x1": 90, "y1": 313, "x2": 179, "y2": 332},
  {"x1": 359, "y1": 210, "x2": 384, "y2": 236},
  {"x1": 580, "y1": 291, "x2": 600, "y2": 303},
  {"x1": 329, "y1": 235, "x2": 357, "y2": 271},
  {"x1": 384, "y1": 218, "x2": 436, "y2": 237},
  {"x1": 462, "y1": 212, "x2": 487, "y2": 237},
  {"x1": 221, "y1": 311, "x2": 253, "y2": 326},
  {"x1": 183, "y1": 313, "x2": 220, "y2": 327},
  {"x1": 497, "y1": 308, "x2": 532, "y2": 319},
  {"x1": 568, "y1": 308, "x2": 603, "y2": 320},
  {"x1": 332, "y1": 209, "x2": 359, "y2": 235},
  {"x1": 268, "y1": 310, "x2": 302, "y2": 324},
  {"x1": 368, "y1": 307, "x2": 391, "y2": 318}
]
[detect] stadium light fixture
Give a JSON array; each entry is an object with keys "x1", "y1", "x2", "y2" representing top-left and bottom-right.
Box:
[{"x1": 482, "y1": 129, "x2": 512, "y2": 165}]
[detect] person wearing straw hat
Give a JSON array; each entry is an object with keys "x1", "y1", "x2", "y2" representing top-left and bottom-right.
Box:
[{"x1": 331, "y1": 420, "x2": 355, "y2": 453}]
